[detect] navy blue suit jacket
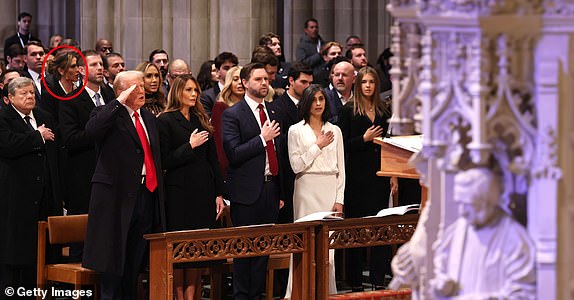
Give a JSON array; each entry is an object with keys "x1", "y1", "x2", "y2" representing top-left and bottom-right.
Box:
[
  {"x1": 221, "y1": 98, "x2": 284, "y2": 205},
  {"x1": 325, "y1": 87, "x2": 343, "y2": 124}
]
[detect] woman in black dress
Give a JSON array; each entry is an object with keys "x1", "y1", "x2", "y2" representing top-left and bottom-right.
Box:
[
  {"x1": 338, "y1": 66, "x2": 398, "y2": 291},
  {"x1": 158, "y1": 74, "x2": 225, "y2": 299}
]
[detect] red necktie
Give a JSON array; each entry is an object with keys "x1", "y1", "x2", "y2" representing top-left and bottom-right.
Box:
[
  {"x1": 257, "y1": 104, "x2": 278, "y2": 176},
  {"x1": 133, "y1": 111, "x2": 158, "y2": 192}
]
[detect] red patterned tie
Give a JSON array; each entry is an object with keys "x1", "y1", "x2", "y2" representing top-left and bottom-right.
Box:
[
  {"x1": 257, "y1": 104, "x2": 278, "y2": 176},
  {"x1": 133, "y1": 111, "x2": 158, "y2": 192}
]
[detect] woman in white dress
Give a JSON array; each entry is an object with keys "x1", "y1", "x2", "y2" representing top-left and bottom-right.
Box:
[{"x1": 286, "y1": 84, "x2": 345, "y2": 296}]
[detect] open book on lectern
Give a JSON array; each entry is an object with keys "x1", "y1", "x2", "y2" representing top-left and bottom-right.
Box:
[{"x1": 370, "y1": 204, "x2": 420, "y2": 218}]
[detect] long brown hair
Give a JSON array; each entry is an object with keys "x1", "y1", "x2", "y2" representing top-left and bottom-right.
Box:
[
  {"x1": 352, "y1": 66, "x2": 389, "y2": 117},
  {"x1": 163, "y1": 74, "x2": 213, "y2": 134}
]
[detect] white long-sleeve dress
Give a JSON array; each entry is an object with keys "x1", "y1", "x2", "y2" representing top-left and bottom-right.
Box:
[{"x1": 285, "y1": 120, "x2": 345, "y2": 297}]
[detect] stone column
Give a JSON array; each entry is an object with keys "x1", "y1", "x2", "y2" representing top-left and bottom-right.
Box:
[{"x1": 0, "y1": 0, "x2": 18, "y2": 58}]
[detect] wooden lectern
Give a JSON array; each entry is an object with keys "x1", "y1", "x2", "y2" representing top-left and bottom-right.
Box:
[{"x1": 373, "y1": 135, "x2": 427, "y2": 208}]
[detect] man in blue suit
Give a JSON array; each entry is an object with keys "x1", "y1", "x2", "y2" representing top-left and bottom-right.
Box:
[{"x1": 222, "y1": 63, "x2": 284, "y2": 300}]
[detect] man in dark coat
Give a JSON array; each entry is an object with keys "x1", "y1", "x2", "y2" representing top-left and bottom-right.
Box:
[
  {"x1": 3, "y1": 12, "x2": 41, "y2": 61},
  {"x1": 82, "y1": 70, "x2": 165, "y2": 300},
  {"x1": 274, "y1": 62, "x2": 313, "y2": 224},
  {"x1": 295, "y1": 18, "x2": 325, "y2": 70},
  {"x1": 200, "y1": 52, "x2": 238, "y2": 116},
  {"x1": 60, "y1": 50, "x2": 114, "y2": 215},
  {"x1": 0, "y1": 77, "x2": 61, "y2": 291},
  {"x1": 222, "y1": 63, "x2": 284, "y2": 299}
]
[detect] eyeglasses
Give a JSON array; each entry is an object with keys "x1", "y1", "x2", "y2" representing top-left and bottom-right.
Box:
[{"x1": 100, "y1": 47, "x2": 113, "y2": 53}]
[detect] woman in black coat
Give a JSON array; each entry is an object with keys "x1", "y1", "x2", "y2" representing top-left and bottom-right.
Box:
[
  {"x1": 158, "y1": 74, "x2": 225, "y2": 300},
  {"x1": 338, "y1": 66, "x2": 397, "y2": 291}
]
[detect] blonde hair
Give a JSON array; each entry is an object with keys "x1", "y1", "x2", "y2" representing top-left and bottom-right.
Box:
[
  {"x1": 163, "y1": 74, "x2": 213, "y2": 134},
  {"x1": 219, "y1": 66, "x2": 243, "y2": 107},
  {"x1": 353, "y1": 66, "x2": 389, "y2": 117},
  {"x1": 134, "y1": 61, "x2": 166, "y2": 105}
]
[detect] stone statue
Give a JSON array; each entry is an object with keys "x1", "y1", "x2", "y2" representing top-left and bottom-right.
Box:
[{"x1": 432, "y1": 168, "x2": 536, "y2": 299}]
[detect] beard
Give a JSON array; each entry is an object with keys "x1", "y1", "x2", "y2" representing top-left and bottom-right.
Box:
[{"x1": 249, "y1": 87, "x2": 268, "y2": 99}]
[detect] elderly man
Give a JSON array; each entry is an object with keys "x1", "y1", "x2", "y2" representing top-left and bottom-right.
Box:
[
  {"x1": 0, "y1": 77, "x2": 60, "y2": 291},
  {"x1": 82, "y1": 71, "x2": 165, "y2": 299},
  {"x1": 432, "y1": 168, "x2": 536, "y2": 299}
]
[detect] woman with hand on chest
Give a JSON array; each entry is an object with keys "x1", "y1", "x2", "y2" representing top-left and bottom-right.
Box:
[{"x1": 158, "y1": 74, "x2": 225, "y2": 300}]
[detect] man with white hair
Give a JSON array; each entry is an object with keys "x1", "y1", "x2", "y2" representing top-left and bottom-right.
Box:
[
  {"x1": 432, "y1": 168, "x2": 536, "y2": 299},
  {"x1": 82, "y1": 71, "x2": 165, "y2": 299},
  {"x1": 0, "y1": 77, "x2": 60, "y2": 291}
]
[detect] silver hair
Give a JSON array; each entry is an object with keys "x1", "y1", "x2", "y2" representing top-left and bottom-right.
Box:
[{"x1": 7, "y1": 77, "x2": 34, "y2": 96}]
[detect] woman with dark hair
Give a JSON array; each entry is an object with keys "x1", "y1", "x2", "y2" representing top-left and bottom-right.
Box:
[
  {"x1": 339, "y1": 66, "x2": 397, "y2": 291},
  {"x1": 158, "y1": 74, "x2": 225, "y2": 299},
  {"x1": 40, "y1": 49, "x2": 80, "y2": 123},
  {"x1": 135, "y1": 62, "x2": 165, "y2": 116},
  {"x1": 196, "y1": 60, "x2": 218, "y2": 92},
  {"x1": 285, "y1": 84, "x2": 345, "y2": 296}
]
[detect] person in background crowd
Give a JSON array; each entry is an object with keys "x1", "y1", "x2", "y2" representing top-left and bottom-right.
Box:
[
  {"x1": 166, "y1": 59, "x2": 191, "y2": 88},
  {"x1": 259, "y1": 32, "x2": 290, "y2": 93},
  {"x1": 3, "y1": 12, "x2": 41, "y2": 61},
  {"x1": 0, "y1": 77, "x2": 61, "y2": 294},
  {"x1": 5, "y1": 44, "x2": 26, "y2": 71},
  {"x1": 345, "y1": 35, "x2": 363, "y2": 52},
  {"x1": 1, "y1": 70, "x2": 21, "y2": 107},
  {"x1": 149, "y1": 49, "x2": 170, "y2": 95},
  {"x1": 95, "y1": 38, "x2": 114, "y2": 58},
  {"x1": 211, "y1": 65, "x2": 243, "y2": 179},
  {"x1": 49, "y1": 34, "x2": 63, "y2": 50},
  {"x1": 158, "y1": 74, "x2": 225, "y2": 300},
  {"x1": 197, "y1": 60, "x2": 218, "y2": 92},
  {"x1": 314, "y1": 41, "x2": 343, "y2": 88},
  {"x1": 22, "y1": 41, "x2": 45, "y2": 104},
  {"x1": 103, "y1": 52, "x2": 126, "y2": 87},
  {"x1": 135, "y1": 62, "x2": 166, "y2": 116},
  {"x1": 251, "y1": 46, "x2": 279, "y2": 100},
  {"x1": 200, "y1": 52, "x2": 238, "y2": 116},
  {"x1": 285, "y1": 84, "x2": 344, "y2": 297},
  {"x1": 338, "y1": 66, "x2": 397, "y2": 292},
  {"x1": 296, "y1": 18, "x2": 324, "y2": 70},
  {"x1": 346, "y1": 44, "x2": 368, "y2": 72},
  {"x1": 377, "y1": 48, "x2": 393, "y2": 93}
]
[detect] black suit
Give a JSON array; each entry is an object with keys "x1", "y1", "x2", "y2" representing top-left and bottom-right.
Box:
[
  {"x1": 222, "y1": 98, "x2": 284, "y2": 299},
  {"x1": 324, "y1": 87, "x2": 344, "y2": 124},
  {"x1": 82, "y1": 99, "x2": 165, "y2": 299},
  {"x1": 274, "y1": 92, "x2": 301, "y2": 224},
  {"x1": 199, "y1": 84, "x2": 221, "y2": 117},
  {"x1": 21, "y1": 69, "x2": 43, "y2": 105},
  {"x1": 0, "y1": 104, "x2": 62, "y2": 289},
  {"x1": 59, "y1": 87, "x2": 114, "y2": 215},
  {"x1": 3, "y1": 33, "x2": 40, "y2": 60}
]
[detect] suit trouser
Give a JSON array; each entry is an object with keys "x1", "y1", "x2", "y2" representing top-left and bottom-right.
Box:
[
  {"x1": 230, "y1": 179, "x2": 280, "y2": 300},
  {"x1": 100, "y1": 185, "x2": 155, "y2": 300}
]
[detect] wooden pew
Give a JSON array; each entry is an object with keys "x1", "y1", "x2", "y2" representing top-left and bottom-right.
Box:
[
  {"x1": 314, "y1": 215, "x2": 418, "y2": 299},
  {"x1": 144, "y1": 222, "x2": 317, "y2": 300}
]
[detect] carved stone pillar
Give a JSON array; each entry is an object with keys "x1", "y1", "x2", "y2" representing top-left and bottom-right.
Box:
[{"x1": 387, "y1": 1, "x2": 573, "y2": 299}]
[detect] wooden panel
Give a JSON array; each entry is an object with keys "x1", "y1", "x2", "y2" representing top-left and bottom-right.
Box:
[{"x1": 373, "y1": 137, "x2": 419, "y2": 179}]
